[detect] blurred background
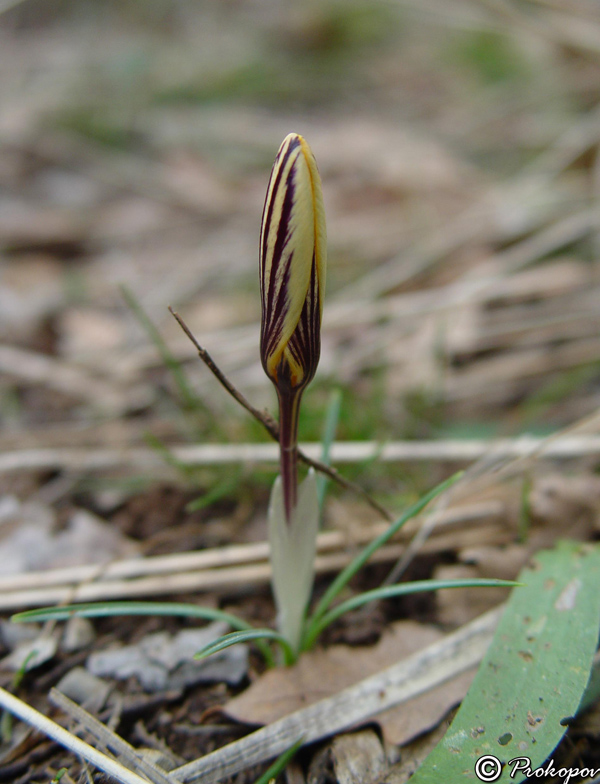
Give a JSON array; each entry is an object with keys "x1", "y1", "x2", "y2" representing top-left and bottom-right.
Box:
[
  {"x1": 2, "y1": 0, "x2": 600, "y2": 508},
  {"x1": 3, "y1": 7, "x2": 600, "y2": 778}
]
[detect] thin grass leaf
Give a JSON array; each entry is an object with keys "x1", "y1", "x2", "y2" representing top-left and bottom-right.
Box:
[
  {"x1": 253, "y1": 737, "x2": 304, "y2": 784},
  {"x1": 316, "y1": 388, "x2": 342, "y2": 511},
  {"x1": 0, "y1": 649, "x2": 35, "y2": 743},
  {"x1": 120, "y1": 284, "x2": 212, "y2": 436},
  {"x1": 13, "y1": 601, "x2": 275, "y2": 667},
  {"x1": 144, "y1": 432, "x2": 198, "y2": 480},
  {"x1": 302, "y1": 578, "x2": 517, "y2": 651},
  {"x1": 194, "y1": 629, "x2": 296, "y2": 667},
  {"x1": 186, "y1": 468, "x2": 243, "y2": 512},
  {"x1": 12, "y1": 600, "x2": 249, "y2": 626},
  {"x1": 304, "y1": 473, "x2": 462, "y2": 639},
  {"x1": 518, "y1": 473, "x2": 532, "y2": 543}
]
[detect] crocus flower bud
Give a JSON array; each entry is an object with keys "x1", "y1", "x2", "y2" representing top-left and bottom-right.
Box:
[
  {"x1": 260, "y1": 133, "x2": 327, "y2": 522},
  {"x1": 260, "y1": 133, "x2": 327, "y2": 394}
]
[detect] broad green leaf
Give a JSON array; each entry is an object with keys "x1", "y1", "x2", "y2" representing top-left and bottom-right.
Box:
[{"x1": 409, "y1": 541, "x2": 600, "y2": 783}]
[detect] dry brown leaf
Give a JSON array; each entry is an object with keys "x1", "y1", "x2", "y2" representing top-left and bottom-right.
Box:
[
  {"x1": 381, "y1": 716, "x2": 451, "y2": 784},
  {"x1": 223, "y1": 620, "x2": 476, "y2": 745},
  {"x1": 0, "y1": 256, "x2": 65, "y2": 336},
  {"x1": 434, "y1": 565, "x2": 510, "y2": 627},
  {"x1": 531, "y1": 473, "x2": 600, "y2": 533},
  {"x1": 458, "y1": 544, "x2": 531, "y2": 581},
  {"x1": 57, "y1": 307, "x2": 127, "y2": 360},
  {"x1": 0, "y1": 204, "x2": 87, "y2": 253},
  {"x1": 434, "y1": 544, "x2": 531, "y2": 627},
  {"x1": 376, "y1": 664, "x2": 475, "y2": 746},
  {"x1": 162, "y1": 150, "x2": 236, "y2": 215}
]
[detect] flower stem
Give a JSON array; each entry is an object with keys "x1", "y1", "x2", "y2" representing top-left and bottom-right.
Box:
[{"x1": 277, "y1": 388, "x2": 302, "y2": 523}]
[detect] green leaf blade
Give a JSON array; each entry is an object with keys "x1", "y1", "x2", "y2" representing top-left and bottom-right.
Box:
[{"x1": 409, "y1": 541, "x2": 600, "y2": 783}]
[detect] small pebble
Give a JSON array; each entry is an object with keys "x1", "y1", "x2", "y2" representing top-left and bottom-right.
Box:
[
  {"x1": 56, "y1": 666, "x2": 112, "y2": 713},
  {"x1": 62, "y1": 616, "x2": 96, "y2": 653}
]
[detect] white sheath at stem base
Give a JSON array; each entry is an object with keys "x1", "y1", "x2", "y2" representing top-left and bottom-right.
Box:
[{"x1": 268, "y1": 469, "x2": 319, "y2": 655}]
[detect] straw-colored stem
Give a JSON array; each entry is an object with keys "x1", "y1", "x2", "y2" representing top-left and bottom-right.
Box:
[{"x1": 0, "y1": 687, "x2": 150, "y2": 784}]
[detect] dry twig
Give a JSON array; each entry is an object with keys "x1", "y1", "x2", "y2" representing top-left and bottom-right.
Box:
[{"x1": 169, "y1": 306, "x2": 393, "y2": 520}]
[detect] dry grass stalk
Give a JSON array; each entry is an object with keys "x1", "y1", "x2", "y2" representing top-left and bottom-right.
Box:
[
  {"x1": 2, "y1": 435, "x2": 600, "y2": 477},
  {"x1": 0, "y1": 502, "x2": 504, "y2": 610},
  {"x1": 0, "y1": 345, "x2": 135, "y2": 415},
  {"x1": 49, "y1": 689, "x2": 176, "y2": 784},
  {"x1": 0, "y1": 686, "x2": 153, "y2": 784}
]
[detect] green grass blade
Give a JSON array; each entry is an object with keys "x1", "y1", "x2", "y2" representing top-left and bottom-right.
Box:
[
  {"x1": 144, "y1": 432, "x2": 198, "y2": 480},
  {"x1": 186, "y1": 467, "x2": 243, "y2": 511},
  {"x1": 0, "y1": 649, "x2": 36, "y2": 743},
  {"x1": 408, "y1": 541, "x2": 600, "y2": 783},
  {"x1": 316, "y1": 389, "x2": 342, "y2": 511},
  {"x1": 120, "y1": 285, "x2": 210, "y2": 431},
  {"x1": 194, "y1": 629, "x2": 296, "y2": 667},
  {"x1": 303, "y1": 579, "x2": 517, "y2": 651},
  {"x1": 253, "y1": 737, "x2": 304, "y2": 784},
  {"x1": 304, "y1": 473, "x2": 462, "y2": 640},
  {"x1": 13, "y1": 600, "x2": 275, "y2": 667},
  {"x1": 12, "y1": 600, "x2": 249, "y2": 627},
  {"x1": 518, "y1": 474, "x2": 532, "y2": 544}
]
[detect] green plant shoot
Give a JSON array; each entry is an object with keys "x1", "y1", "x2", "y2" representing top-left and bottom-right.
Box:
[
  {"x1": 259, "y1": 132, "x2": 327, "y2": 653},
  {"x1": 12, "y1": 134, "x2": 516, "y2": 672}
]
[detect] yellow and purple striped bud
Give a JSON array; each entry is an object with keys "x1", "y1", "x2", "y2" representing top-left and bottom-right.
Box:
[
  {"x1": 259, "y1": 133, "x2": 327, "y2": 521},
  {"x1": 260, "y1": 133, "x2": 326, "y2": 392}
]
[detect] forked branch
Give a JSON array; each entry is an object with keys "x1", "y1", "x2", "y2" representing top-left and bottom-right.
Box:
[{"x1": 169, "y1": 307, "x2": 393, "y2": 521}]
